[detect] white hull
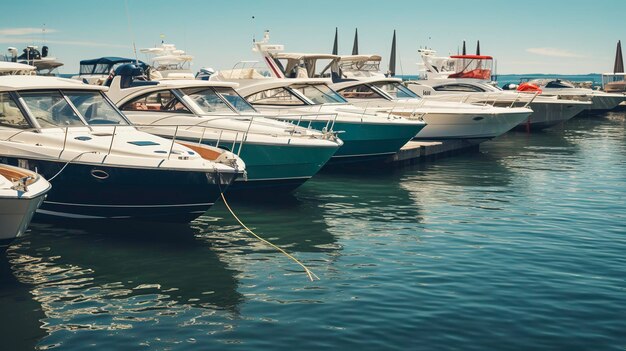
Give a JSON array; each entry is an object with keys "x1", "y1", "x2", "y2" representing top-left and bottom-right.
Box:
[
  {"x1": 517, "y1": 100, "x2": 588, "y2": 128},
  {"x1": 416, "y1": 109, "x2": 531, "y2": 139},
  {"x1": 405, "y1": 80, "x2": 590, "y2": 128},
  {"x1": 0, "y1": 164, "x2": 50, "y2": 242},
  {"x1": 423, "y1": 95, "x2": 587, "y2": 128},
  {"x1": 589, "y1": 94, "x2": 626, "y2": 111},
  {"x1": 0, "y1": 195, "x2": 46, "y2": 241},
  {"x1": 343, "y1": 99, "x2": 531, "y2": 139}
]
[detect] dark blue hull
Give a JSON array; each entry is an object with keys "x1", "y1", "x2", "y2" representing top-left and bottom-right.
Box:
[{"x1": 1, "y1": 158, "x2": 233, "y2": 223}]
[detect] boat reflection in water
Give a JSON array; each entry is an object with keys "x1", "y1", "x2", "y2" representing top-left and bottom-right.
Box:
[{"x1": 4, "y1": 222, "x2": 244, "y2": 349}]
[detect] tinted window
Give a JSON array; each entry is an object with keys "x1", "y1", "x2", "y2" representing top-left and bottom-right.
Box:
[
  {"x1": 64, "y1": 91, "x2": 129, "y2": 125},
  {"x1": 247, "y1": 88, "x2": 306, "y2": 106},
  {"x1": 338, "y1": 85, "x2": 382, "y2": 99},
  {"x1": 433, "y1": 84, "x2": 484, "y2": 92},
  {"x1": 121, "y1": 90, "x2": 191, "y2": 113},
  {"x1": 182, "y1": 87, "x2": 234, "y2": 114},
  {"x1": 214, "y1": 87, "x2": 256, "y2": 113},
  {"x1": 291, "y1": 84, "x2": 346, "y2": 104},
  {"x1": 0, "y1": 92, "x2": 30, "y2": 129},
  {"x1": 372, "y1": 82, "x2": 419, "y2": 98},
  {"x1": 20, "y1": 91, "x2": 85, "y2": 128}
]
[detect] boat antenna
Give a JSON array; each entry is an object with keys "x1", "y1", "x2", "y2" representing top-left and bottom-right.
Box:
[
  {"x1": 476, "y1": 40, "x2": 480, "y2": 55},
  {"x1": 462, "y1": 40, "x2": 466, "y2": 55},
  {"x1": 352, "y1": 28, "x2": 359, "y2": 55},
  {"x1": 332, "y1": 27, "x2": 338, "y2": 55},
  {"x1": 124, "y1": 0, "x2": 139, "y2": 64},
  {"x1": 251, "y1": 15, "x2": 256, "y2": 43}
]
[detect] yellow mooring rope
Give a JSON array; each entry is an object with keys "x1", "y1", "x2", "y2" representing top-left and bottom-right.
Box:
[{"x1": 220, "y1": 193, "x2": 319, "y2": 282}]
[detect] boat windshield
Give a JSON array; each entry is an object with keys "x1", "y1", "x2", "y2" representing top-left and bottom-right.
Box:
[
  {"x1": 19, "y1": 90, "x2": 129, "y2": 127},
  {"x1": 337, "y1": 84, "x2": 387, "y2": 100},
  {"x1": 246, "y1": 87, "x2": 308, "y2": 106},
  {"x1": 289, "y1": 84, "x2": 347, "y2": 105},
  {"x1": 214, "y1": 87, "x2": 257, "y2": 113},
  {"x1": 20, "y1": 91, "x2": 86, "y2": 128},
  {"x1": 64, "y1": 91, "x2": 129, "y2": 125},
  {"x1": 181, "y1": 87, "x2": 235, "y2": 114},
  {"x1": 371, "y1": 82, "x2": 419, "y2": 99}
]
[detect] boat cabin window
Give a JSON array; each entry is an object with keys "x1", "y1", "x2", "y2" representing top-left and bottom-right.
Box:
[
  {"x1": 371, "y1": 82, "x2": 419, "y2": 99},
  {"x1": 433, "y1": 84, "x2": 486, "y2": 92},
  {"x1": 246, "y1": 88, "x2": 308, "y2": 106},
  {"x1": 337, "y1": 84, "x2": 384, "y2": 99},
  {"x1": 19, "y1": 91, "x2": 85, "y2": 128},
  {"x1": 181, "y1": 87, "x2": 236, "y2": 114},
  {"x1": 0, "y1": 92, "x2": 31, "y2": 129},
  {"x1": 290, "y1": 84, "x2": 346, "y2": 104},
  {"x1": 214, "y1": 87, "x2": 257, "y2": 113},
  {"x1": 120, "y1": 90, "x2": 192, "y2": 113},
  {"x1": 64, "y1": 91, "x2": 129, "y2": 125}
]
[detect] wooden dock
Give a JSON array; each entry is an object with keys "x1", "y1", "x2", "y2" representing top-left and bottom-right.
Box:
[{"x1": 386, "y1": 139, "x2": 482, "y2": 166}]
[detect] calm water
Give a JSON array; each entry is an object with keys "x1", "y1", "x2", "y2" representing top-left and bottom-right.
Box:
[{"x1": 2, "y1": 111, "x2": 626, "y2": 350}]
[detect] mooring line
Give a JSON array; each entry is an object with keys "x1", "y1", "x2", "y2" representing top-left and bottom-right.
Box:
[
  {"x1": 47, "y1": 151, "x2": 99, "y2": 182},
  {"x1": 220, "y1": 192, "x2": 319, "y2": 282}
]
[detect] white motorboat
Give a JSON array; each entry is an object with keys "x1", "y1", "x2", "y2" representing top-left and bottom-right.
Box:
[
  {"x1": 104, "y1": 64, "x2": 342, "y2": 192},
  {"x1": 0, "y1": 75, "x2": 244, "y2": 222},
  {"x1": 6, "y1": 45, "x2": 64, "y2": 76},
  {"x1": 332, "y1": 77, "x2": 533, "y2": 139},
  {"x1": 219, "y1": 73, "x2": 426, "y2": 161},
  {"x1": 0, "y1": 164, "x2": 50, "y2": 247},
  {"x1": 247, "y1": 32, "x2": 530, "y2": 139},
  {"x1": 414, "y1": 48, "x2": 623, "y2": 113},
  {"x1": 394, "y1": 49, "x2": 589, "y2": 130},
  {"x1": 0, "y1": 61, "x2": 37, "y2": 76},
  {"x1": 405, "y1": 79, "x2": 590, "y2": 130},
  {"x1": 522, "y1": 78, "x2": 626, "y2": 112},
  {"x1": 140, "y1": 43, "x2": 195, "y2": 80}
]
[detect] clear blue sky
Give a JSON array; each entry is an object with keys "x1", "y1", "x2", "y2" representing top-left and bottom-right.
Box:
[{"x1": 1, "y1": 0, "x2": 624, "y2": 75}]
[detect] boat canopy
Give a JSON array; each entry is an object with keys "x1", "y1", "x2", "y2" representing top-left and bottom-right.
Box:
[
  {"x1": 79, "y1": 57, "x2": 147, "y2": 75},
  {"x1": 339, "y1": 55, "x2": 382, "y2": 62},
  {"x1": 338, "y1": 55, "x2": 382, "y2": 75},
  {"x1": 447, "y1": 55, "x2": 493, "y2": 80},
  {"x1": 273, "y1": 53, "x2": 339, "y2": 61},
  {"x1": 271, "y1": 53, "x2": 340, "y2": 79},
  {"x1": 449, "y1": 55, "x2": 493, "y2": 60}
]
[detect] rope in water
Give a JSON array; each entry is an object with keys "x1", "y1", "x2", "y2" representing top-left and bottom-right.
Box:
[{"x1": 220, "y1": 192, "x2": 319, "y2": 282}]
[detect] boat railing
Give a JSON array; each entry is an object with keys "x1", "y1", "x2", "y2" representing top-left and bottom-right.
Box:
[
  {"x1": 421, "y1": 92, "x2": 539, "y2": 109},
  {"x1": 268, "y1": 111, "x2": 339, "y2": 137},
  {"x1": 0, "y1": 124, "x2": 251, "y2": 163}
]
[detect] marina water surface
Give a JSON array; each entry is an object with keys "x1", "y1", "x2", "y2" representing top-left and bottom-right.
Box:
[{"x1": 1, "y1": 112, "x2": 625, "y2": 350}]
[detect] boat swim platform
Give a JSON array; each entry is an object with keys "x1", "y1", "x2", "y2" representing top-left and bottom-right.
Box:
[{"x1": 387, "y1": 139, "x2": 482, "y2": 166}]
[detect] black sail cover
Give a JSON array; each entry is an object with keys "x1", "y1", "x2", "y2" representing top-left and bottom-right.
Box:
[
  {"x1": 332, "y1": 28, "x2": 338, "y2": 55},
  {"x1": 389, "y1": 30, "x2": 396, "y2": 76},
  {"x1": 614, "y1": 40, "x2": 624, "y2": 74}
]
